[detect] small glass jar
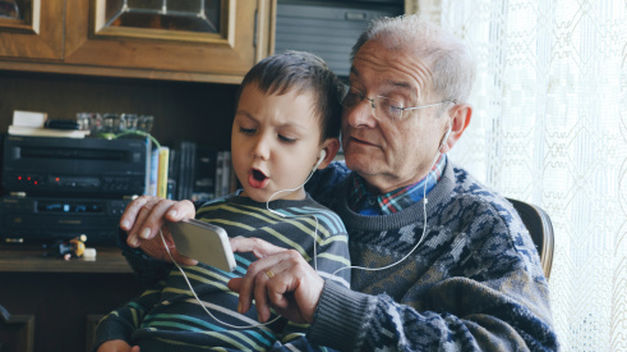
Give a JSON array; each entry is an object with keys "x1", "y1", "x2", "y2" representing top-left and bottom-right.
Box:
[{"x1": 138, "y1": 114, "x2": 154, "y2": 133}]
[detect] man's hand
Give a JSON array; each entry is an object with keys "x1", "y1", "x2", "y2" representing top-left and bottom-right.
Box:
[
  {"x1": 120, "y1": 195, "x2": 197, "y2": 265},
  {"x1": 227, "y1": 236, "x2": 325, "y2": 324},
  {"x1": 97, "y1": 339, "x2": 140, "y2": 352}
]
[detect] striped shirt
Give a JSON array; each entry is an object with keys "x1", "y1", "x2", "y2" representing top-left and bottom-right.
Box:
[{"x1": 95, "y1": 195, "x2": 350, "y2": 351}]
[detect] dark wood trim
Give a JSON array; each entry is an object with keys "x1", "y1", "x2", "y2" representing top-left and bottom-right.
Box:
[{"x1": 0, "y1": 246, "x2": 132, "y2": 273}]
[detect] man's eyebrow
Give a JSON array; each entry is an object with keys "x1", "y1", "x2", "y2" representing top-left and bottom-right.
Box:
[
  {"x1": 350, "y1": 66, "x2": 413, "y2": 90},
  {"x1": 389, "y1": 80, "x2": 412, "y2": 89}
]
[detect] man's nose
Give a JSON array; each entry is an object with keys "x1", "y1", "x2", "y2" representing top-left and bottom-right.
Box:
[{"x1": 344, "y1": 99, "x2": 377, "y2": 127}]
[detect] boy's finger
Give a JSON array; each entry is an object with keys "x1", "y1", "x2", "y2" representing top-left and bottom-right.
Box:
[
  {"x1": 137, "y1": 199, "x2": 177, "y2": 240},
  {"x1": 165, "y1": 200, "x2": 195, "y2": 222},
  {"x1": 126, "y1": 198, "x2": 161, "y2": 245},
  {"x1": 120, "y1": 196, "x2": 151, "y2": 231}
]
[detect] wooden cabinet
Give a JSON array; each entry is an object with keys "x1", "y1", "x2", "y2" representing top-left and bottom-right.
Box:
[
  {"x1": 0, "y1": 246, "x2": 143, "y2": 352},
  {"x1": 0, "y1": 1, "x2": 64, "y2": 60},
  {"x1": 0, "y1": 0, "x2": 275, "y2": 83}
]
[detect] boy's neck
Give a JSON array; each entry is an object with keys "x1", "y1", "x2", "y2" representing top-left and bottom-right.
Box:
[{"x1": 239, "y1": 188, "x2": 307, "y2": 203}]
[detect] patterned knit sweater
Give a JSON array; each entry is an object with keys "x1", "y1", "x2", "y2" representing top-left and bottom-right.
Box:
[
  {"x1": 304, "y1": 161, "x2": 559, "y2": 351},
  {"x1": 99, "y1": 195, "x2": 350, "y2": 351}
]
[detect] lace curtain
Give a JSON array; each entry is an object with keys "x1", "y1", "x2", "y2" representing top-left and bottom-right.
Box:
[{"x1": 409, "y1": 0, "x2": 627, "y2": 350}]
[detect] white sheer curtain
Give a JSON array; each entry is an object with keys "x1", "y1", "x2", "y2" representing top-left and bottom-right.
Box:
[{"x1": 411, "y1": 0, "x2": 626, "y2": 350}]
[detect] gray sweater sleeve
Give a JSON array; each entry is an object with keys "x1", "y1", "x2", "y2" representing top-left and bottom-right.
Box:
[
  {"x1": 308, "y1": 272, "x2": 556, "y2": 351},
  {"x1": 306, "y1": 163, "x2": 558, "y2": 351},
  {"x1": 306, "y1": 220, "x2": 558, "y2": 352},
  {"x1": 308, "y1": 280, "x2": 376, "y2": 351}
]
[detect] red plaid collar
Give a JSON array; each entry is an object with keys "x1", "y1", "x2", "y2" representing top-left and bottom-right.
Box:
[{"x1": 349, "y1": 155, "x2": 447, "y2": 215}]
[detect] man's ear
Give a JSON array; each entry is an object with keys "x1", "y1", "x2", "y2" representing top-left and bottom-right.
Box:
[
  {"x1": 317, "y1": 138, "x2": 341, "y2": 169},
  {"x1": 441, "y1": 103, "x2": 472, "y2": 152}
]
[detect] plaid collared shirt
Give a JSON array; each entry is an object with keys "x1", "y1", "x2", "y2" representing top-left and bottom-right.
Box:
[{"x1": 348, "y1": 155, "x2": 447, "y2": 215}]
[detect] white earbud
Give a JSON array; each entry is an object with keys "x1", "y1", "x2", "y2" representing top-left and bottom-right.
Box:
[
  {"x1": 312, "y1": 150, "x2": 326, "y2": 171},
  {"x1": 439, "y1": 123, "x2": 452, "y2": 152}
]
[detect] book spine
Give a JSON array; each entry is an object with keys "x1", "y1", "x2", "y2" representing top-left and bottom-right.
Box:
[
  {"x1": 176, "y1": 142, "x2": 187, "y2": 200},
  {"x1": 221, "y1": 152, "x2": 231, "y2": 197},
  {"x1": 148, "y1": 147, "x2": 159, "y2": 196},
  {"x1": 187, "y1": 142, "x2": 197, "y2": 201},
  {"x1": 143, "y1": 137, "x2": 152, "y2": 195},
  {"x1": 157, "y1": 146, "x2": 170, "y2": 198},
  {"x1": 215, "y1": 151, "x2": 224, "y2": 198},
  {"x1": 167, "y1": 148, "x2": 177, "y2": 200}
]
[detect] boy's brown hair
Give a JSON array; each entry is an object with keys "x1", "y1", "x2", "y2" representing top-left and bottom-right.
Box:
[{"x1": 238, "y1": 51, "x2": 343, "y2": 141}]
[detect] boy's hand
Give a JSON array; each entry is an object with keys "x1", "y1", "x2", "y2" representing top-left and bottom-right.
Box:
[
  {"x1": 120, "y1": 195, "x2": 197, "y2": 265},
  {"x1": 227, "y1": 236, "x2": 325, "y2": 324},
  {"x1": 97, "y1": 339, "x2": 140, "y2": 352}
]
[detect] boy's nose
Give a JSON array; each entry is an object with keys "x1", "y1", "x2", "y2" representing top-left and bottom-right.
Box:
[{"x1": 252, "y1": 136, "x2": 271, "y2": 160}]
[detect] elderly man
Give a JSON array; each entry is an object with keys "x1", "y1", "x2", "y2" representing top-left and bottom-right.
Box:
[{"x1": 121, "y1": 15, "x2": 558, "y2": 351}]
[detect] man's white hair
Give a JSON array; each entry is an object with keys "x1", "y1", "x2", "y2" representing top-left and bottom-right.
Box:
[{"x1": 351, "y1": 15, "x2": 476, "y2": 104}]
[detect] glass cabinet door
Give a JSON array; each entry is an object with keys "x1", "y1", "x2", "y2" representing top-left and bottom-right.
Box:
[
  {"x1": 94, "y1": 0, "x2": 223, "y2": 42},
  {"x1": 0, "y1": 0, "x2": 28, "y2": 22},
  {"x1": 0, "y1": 0, "x2": 64, "y2": 59},
  {"x1": 64, "y1": 0, "x2": 271, "y2": 82}
]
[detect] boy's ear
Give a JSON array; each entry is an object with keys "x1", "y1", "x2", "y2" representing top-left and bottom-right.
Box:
[{"x1": 317, "y1": 138, "x2": 340, "y2": 169}]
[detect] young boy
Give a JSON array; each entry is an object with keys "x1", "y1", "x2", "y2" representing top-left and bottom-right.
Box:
[{"x1": 94, "y1": 51, "x2": 350, "y2": 352}]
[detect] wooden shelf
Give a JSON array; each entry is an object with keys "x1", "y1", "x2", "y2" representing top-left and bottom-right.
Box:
[{"x1": 0, "y1": 246, "x2": 132, "y2": 273}]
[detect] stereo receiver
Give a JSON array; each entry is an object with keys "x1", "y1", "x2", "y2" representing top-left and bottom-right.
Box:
[
  {"x1": 0, "y1": 196, "x2": 130, "y2": 245},
  {"x1": 2, "y1": 135, "x2": 148, "y2": 196}
]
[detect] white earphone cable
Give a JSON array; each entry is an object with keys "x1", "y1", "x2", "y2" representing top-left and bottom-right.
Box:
[{"x1": 158, "y1": 230, "x2": 282, "y2": 329}]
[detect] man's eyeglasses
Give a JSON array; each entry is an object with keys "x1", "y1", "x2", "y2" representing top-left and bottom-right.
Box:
[{"x1": 342, "y1": 86, "x2": 454, "y2": 121}]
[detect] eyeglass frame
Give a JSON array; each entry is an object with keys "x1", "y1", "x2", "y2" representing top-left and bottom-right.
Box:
[{"x1": 341, "y1": 85, "x2": 456, "y2": 121}]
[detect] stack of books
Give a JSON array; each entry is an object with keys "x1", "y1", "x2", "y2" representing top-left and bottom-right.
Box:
[
  {"x1": 169, "y1": 141, "x2": 235, "y2": 203},
  {"x1": 7, "y1": 110, "x2": 90, "y2": 138}
]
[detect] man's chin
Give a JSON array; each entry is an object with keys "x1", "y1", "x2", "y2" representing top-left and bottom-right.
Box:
[{"x1": 345, "y1": 155, "x2": 380, "y2": 175}]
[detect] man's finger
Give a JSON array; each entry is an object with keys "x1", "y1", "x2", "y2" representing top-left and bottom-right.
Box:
[
  {"x1": 171, "y1": 248, "x2": 198, "y2": 266},
  {"x1": 230, "y1": 236, "x2": 286, "y2": 258},
  {"x1": 253, "y1": 270, "x2": 272, "y2": 322},
  {"x1": 234, "y1": 249, "x2": 296, "y2": 316},
  {"x1": 227, "y1": 277, "x2": 243, "y2": 293}
]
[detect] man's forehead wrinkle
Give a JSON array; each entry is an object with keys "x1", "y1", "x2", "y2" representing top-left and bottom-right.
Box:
[
  {"x1": 353, "y1": 45, "x2": 434, "y2": 101},
  {"x1": 404, "y1": 58, "x2": 433, "y2": 100}
]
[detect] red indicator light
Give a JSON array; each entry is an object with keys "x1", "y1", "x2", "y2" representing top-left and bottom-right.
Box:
[
  {"x1": 27, "y1": 176, "x2": 31, "y2": 181},
  {"x1": 34, "y1": 181, "x2": 38, "y2": 185},
  {"x1": 55, "y1": 177, "x2": 60, "y2": 182},
  {"x1": 17, "y1": 176, "x2": 22, "y2": 180}
]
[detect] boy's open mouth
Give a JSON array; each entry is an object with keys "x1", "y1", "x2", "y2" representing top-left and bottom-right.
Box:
[
  {"x1": 249, "y1": 168, "x2": 269, "y2": 189},
  {"x1": 252, "y1": 169, "x2": 267, "y2": 182}
]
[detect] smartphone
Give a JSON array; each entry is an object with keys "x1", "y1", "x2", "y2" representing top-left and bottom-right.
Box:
[{"x1": 167, "y1": 219, "x2": 236, "y2": 272}]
